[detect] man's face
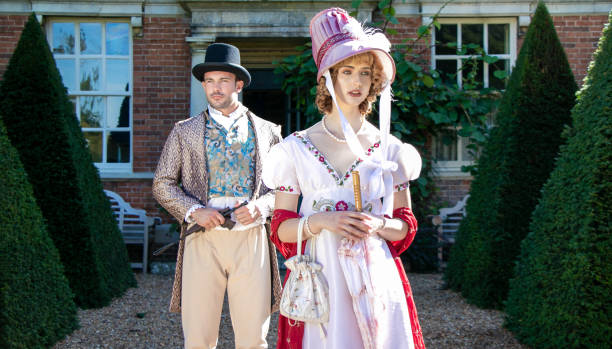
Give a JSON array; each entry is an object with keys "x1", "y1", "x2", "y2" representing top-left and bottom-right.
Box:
[{"x1": 202, "y1": 71, "x2": 244, "y2": 115}]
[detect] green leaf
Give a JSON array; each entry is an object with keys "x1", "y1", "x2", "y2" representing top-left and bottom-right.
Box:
[
  {"x1": 422, "y1": 75, "x2": 434, "y2": 88},
  {"x1": 406, "y1": 61, "x2": 423, "y2": 72},
  {"x1": 493, "y1": 70, "x2": 508, "y2": 79},
  {"x1": 378, "y1": 0, "x2": 391, "y2": 9},
  {"x1": 388, "y1": 15, "x2": 399, "y2": 25},
  {"x1": 351, "y1": 0, "x2": 363, "y2": 9},
  {"x1": 387, "y1": 28, "x2": 398, "y2": 35},
  {"x1": 483, "y1": 55, "x2": 499, "y2": 64},
  {"x1": 417, "y1": 25, "x2": 429, "y2": 37}
]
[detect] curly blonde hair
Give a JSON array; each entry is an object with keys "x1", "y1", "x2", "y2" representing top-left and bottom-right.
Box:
[{"x1": 315, "y1": 52, "x2": 386, "y2": 116}]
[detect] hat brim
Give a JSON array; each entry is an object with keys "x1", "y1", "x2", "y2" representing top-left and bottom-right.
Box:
[
  {"x1": 317, "y1": 41, "x2": 395, "y2": 85},
  {"x1": 192, "y1": 63, "x2": 251, "y2": 87}
]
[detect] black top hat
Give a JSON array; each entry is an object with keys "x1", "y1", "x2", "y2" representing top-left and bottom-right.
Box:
[{"x1": 192, "y1": 43, "x2": 251, "y2": 87}]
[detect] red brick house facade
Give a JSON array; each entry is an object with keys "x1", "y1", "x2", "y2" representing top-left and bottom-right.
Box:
[{"x1": 1, "y1": 0, "x2": 609, "y2": 218}]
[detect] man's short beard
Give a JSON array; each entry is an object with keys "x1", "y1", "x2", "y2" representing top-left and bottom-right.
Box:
[{"x1": 208, "y1": 96, "x2": 234, "y2": 111}]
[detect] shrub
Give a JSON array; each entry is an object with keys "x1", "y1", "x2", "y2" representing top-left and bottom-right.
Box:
[
  {"x1": 0, "y1": 120, "x2": 78, "y2": 348},
  {"x1": 444, "y1": 2, "x2": 577, "y2": 308},
  {"x1": 505, "y1": 12, "x2": 612, "y2": 348},
  {"x1": 0, "y1": 14, "x2": 135, "y2": 308}
]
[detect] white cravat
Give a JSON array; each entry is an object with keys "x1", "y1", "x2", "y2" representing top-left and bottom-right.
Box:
[{"x1": 207, "y1": 104, "x2": 248, "y2": 132}]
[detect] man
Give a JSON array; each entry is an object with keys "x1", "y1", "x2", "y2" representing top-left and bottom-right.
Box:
[{"x1": 153, "y1": 43, "x2": 282, "y2": 349}]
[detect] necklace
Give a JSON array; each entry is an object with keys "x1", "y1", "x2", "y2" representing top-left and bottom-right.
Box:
[{"x1": 322, "y1": 116, "x2": 364, "y2": 143}]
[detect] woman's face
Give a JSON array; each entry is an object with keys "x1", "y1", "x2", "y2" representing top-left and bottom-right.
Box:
[{"x1": 333, "y1": 60, "x2": 372, "y2": 111}]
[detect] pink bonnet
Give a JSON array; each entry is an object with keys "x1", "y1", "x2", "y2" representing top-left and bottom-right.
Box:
[{"x1": 309, "y1": 7, "x2": 395, "y2": 83}]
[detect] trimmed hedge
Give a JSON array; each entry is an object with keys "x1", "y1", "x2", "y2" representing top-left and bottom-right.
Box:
[
  {"x1": 505, "y1": 12, "x2": 612, "y2": 348},
  {"x1": 0, "y1": 120, "x2": 78, "y2": 348},
  {"x1": 0, "y1": 14, "x2": 135, "y2": 308},
  {"x1": 444, "y1": 2, "x2": 577, "y2": 308}
]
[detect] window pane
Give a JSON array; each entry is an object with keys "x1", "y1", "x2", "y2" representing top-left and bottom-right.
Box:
[
  {"x1": 462, "y1": 24, "x2": 483, "y2": 55},
  {"x1": 106, "y1": 23, "x2": 129, "y2": 55},
  {"x1": 52, "y1": 23, "x2": 75, "y2": 54},
  {"x1": 56, "y1": 59, "x2": 76, "y2": 91},
  {"x1": 106, "y1": 59, "x2": 130, "y2": 91},
  {"x1": 488, "y1": 24, "x2": 510, "y2": 54},
  {"x1": 462, "y1": 58, "x2": 483, "y2": 87},
  {"x1": 84, "y1": 131, "x2": 102, "y2": 162},
  {"x1": 107, "y1": 96, "x2": 130, "y2": 128},
  {"x1": 435, "y1": 130, "x2": 458, "y2": 161},
  {"x1": 489, "y1": 59, "x2": 510, "y2": 89},
  {"x1": 436, "y1": 60, "x2": 458, "y2": 84},
  {"x1": 80, "y1": 96, "x2": 104, "y2": 128},
  {"x1": 80, "y1": 23, "x2": 101, "y2": 54},
  {"x1": 435, "y1": 24, "x2": 458, "y2": 55},
  {"x1": 107, "y1": 132, "x2": 130, "y2": 163},
  {"x1": 80, "y1": 59, "x2": 101, "y2": 90},
  {"x1": 461, "y1": 137, "x2": 476, "y2": 161}
]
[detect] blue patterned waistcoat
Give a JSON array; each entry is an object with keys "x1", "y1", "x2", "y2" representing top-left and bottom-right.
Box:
[{"x1": 204, "y1": 114, "x2": 256, "y2": 199}]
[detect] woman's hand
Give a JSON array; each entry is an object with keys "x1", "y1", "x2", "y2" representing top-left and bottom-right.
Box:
[{"x1": 309, "y1": 211, "x2": 383, "y2": 241}]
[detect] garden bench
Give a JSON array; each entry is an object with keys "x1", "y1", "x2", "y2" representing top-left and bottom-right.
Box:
[
  {"x1": 432, "y1": 194, "x2": 469, "y2": 266},
  {"x1": 104, "y1": 190, "x2": 160, "y2": 272}
]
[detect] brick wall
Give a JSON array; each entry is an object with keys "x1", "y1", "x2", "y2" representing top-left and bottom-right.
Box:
[
  {"x1": 433, "y1": 178, "x2": 472, "y2": 207},
  {"x1": 132, "y1": 16, "x2": 191, "y2": 173},
  {"x1": 553, "y1": 15, "x2": 609, "y2": 83},
  {"x1": 0, "y1": 15, "x2": 28, "y2": 77},
  {"x1": 386, "y1": 16, "x2": 430, "y2": 64}
]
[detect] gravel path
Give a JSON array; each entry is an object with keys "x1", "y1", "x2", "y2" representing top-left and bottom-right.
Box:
[{"x1": 53, "y1": 272, "x2": 528, "y2": 349}]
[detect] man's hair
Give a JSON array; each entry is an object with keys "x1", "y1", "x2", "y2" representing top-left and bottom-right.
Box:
[
  {"x1": 203, "y1": 70, "x2": 241, "y2": 83},
  {"x1": 315, "y1": 52, "x2": 386, "y2": 116}
]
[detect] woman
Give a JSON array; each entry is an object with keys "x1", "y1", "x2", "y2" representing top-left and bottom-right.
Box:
[{"x1": 262, "y1": 8, "x2": 426, "y2": 349}]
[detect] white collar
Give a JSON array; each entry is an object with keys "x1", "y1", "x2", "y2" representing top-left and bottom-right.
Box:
[{"x1": 207, "y1": 104, "x2": 248, "y2": 131}]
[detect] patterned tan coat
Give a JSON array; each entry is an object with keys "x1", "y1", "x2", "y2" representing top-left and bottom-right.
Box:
[{"x1": 152, "y1": 109, "x2": 283, "y2": 313}]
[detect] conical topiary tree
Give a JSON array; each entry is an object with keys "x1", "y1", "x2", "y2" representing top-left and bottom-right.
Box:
[
  {"x1": 444, "y1": 2, "x2": 577, "y2": 308},
  {"x1": 505, "y1": 12, "x2": 612, "y2": 348},
  {"x1": 0, "y1": 14, "x2": 135, "y2": 308},
  {"x1": 0, "y1": 120, "x2": 78, "y2": 348}
]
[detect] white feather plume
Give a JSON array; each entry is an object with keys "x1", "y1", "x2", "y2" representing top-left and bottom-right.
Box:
[{"x1": 341, "y1": 18, "x2": 391, "y2": 53}]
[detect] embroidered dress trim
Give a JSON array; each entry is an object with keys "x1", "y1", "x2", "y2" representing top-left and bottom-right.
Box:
[
  {"x1": 292, "y1": 131, "x2": 380, "y2": 186},
  {"x1": 276, "y1": 185, "x2": 297, "y2": 193},
  {"x1": 312, "y1": 198, "x2": 373, "y2": 213},
  {"x1": 394, "y1": 181, "x2": 410, "y2": 192}
]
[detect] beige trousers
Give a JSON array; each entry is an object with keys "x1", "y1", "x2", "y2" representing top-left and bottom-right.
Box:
[{"x1": 181, "y1": 224, "x2": 271, "y2": 349}]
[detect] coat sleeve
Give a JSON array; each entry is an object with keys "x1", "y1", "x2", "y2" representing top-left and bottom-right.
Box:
[
  {"x1": 152, "y1": 124, "x2": 203, "y2": 223},
  {"x1": 252, "y1": 124, "x2": 283, "y2": 219}
]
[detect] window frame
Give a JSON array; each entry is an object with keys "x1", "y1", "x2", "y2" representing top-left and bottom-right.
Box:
[
  {"x1": 431, "y1": 17, "x2": 517, "y2": 176},
  {"x1": 46, "y1": 17, "x2": 133, "y2": 173}
]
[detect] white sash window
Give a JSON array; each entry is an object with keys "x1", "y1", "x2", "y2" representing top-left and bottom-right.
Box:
[
  {"x1": 431, "y1": 18, "x2": 517, "y2": 176},
  {"x1": 47, "y1": 19, "x2": 132, "y2": 172}
]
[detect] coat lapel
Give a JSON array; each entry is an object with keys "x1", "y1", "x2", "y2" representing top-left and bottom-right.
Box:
[
  {"x1": 193, "y1": 112, "x2": 209, "y2": 205},
  {"x1": 247, "y1": 111, "x2": 265, "y2": 201}
]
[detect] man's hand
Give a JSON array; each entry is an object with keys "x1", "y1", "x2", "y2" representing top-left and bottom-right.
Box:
[
  {"x1": 234, "y1": 202, "x2": 261, "y2": 225},
  {"x1": 191, "y1": 208, "x2": 225, "y2": 230}
]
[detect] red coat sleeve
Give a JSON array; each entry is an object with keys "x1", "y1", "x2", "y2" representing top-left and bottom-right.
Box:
[{"x1": 385, "y1": 207, "x2": 418, "y2": 256}]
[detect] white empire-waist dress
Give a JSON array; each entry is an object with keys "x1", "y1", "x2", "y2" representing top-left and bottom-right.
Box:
[{"x1": 262, "y1": 130, "x2": 422, "y2": 349}]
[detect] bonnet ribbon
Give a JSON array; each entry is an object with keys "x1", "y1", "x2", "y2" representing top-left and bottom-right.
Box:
[{"x1": 323, "y1": 70, "x2": 397, "y2": 216}]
